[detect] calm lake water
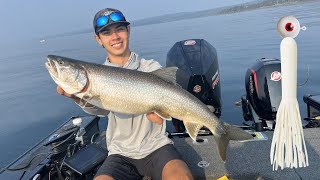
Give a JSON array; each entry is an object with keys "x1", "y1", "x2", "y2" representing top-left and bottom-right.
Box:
[{"x1": 0, "y1": 1, "x2": 319, "y2": 168}]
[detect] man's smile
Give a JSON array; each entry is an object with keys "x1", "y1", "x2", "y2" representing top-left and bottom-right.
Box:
[{"x1": 111, "y1": 42, "x2": 123, "y2": 49}]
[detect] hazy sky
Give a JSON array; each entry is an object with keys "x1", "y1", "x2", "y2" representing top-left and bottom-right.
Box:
[{"x1": 0, "y1": 0, "x2": 251, "y2": 44}]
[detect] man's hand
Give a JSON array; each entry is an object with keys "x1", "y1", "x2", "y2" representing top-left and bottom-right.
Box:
[
  {"x1": 57, "y1": 86, "x2": 94, "y2": 107},
  {"x1": 146, "y1": 112, "x2": 164, "y2": 125},
  {"x1": 57, "y1": 86, "x2": 71, "y2": 97},
  {"x1": 56, "y1": 86, "x2": 80, "y2": 103}
]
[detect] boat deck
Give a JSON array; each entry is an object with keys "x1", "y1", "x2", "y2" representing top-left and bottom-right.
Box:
[
  {"x1": 173, "y1": 128, "x2": 320, "y2": 179},
  {"x1": 1, "y1": 116, "x2": 320, "y2": 180}
]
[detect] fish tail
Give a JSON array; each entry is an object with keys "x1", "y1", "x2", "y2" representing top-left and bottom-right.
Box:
[{"x1": 214, "y1": 122, "x2": 253, "y2": 161}]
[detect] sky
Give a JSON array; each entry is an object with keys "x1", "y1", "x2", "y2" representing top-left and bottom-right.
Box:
[{"x1": 0, "y1": 0, "x2": 252, "y2": 45}]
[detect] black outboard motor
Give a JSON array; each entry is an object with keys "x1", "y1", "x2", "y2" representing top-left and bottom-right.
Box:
[
  {"x1": 241, "y1": 58, "x2": 282, "y2": 131},
  {"x1": 166, "y1": 39, "x2": 221, "y2": 132}
]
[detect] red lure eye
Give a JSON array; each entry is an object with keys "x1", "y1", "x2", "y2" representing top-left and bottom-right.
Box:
[
  {"x1": 285, "y1": 23, "x2": 294, "y2": 32},
  {"x1": 277, "y1": 16, "x2": 301, "y2": 38}
]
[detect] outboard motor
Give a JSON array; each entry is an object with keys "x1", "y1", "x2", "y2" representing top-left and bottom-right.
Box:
[
  {"x1": 241, "y1": 58, "x2": 282, "y2": 131},
  {"x1": 166, "y1": 39, "x2": 221, "y2": 132}
]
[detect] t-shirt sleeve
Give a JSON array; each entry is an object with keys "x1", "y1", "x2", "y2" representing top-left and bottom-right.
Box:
[{"x1": 139, "y1": 59, "x2": 162, "y2": 72}]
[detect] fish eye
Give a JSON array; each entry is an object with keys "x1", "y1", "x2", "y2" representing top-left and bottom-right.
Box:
[
  {"x1": 277, "y1": 16, "x2": 300, "y2": 38},
  {"x1": 58, "y1": 60, "x2": 64, "y2": 65}
]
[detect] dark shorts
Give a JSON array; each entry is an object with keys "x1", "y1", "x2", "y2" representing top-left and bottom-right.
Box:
[{"x1": 95, "y1": 144, "x2": 183, "y2": 180}]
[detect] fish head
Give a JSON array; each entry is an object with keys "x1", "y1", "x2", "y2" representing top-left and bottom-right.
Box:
[{"x1": 45, "y1": 55, "x2": 88, "y2": 95}]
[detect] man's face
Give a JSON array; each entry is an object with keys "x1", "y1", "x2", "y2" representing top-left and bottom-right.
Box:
[{"x1": 95, "y1": 24, "x2": 130, "y2": 57}]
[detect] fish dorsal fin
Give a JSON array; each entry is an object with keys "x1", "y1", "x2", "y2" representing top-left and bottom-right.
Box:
[
  {"x1": 151, "y1": 67, "x2": 178, "y2": 85},
  {"x1": 183, "y1": 122, "x2": 203, "y2": 141}
]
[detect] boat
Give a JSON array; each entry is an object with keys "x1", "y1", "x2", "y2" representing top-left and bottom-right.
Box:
[{"x1": 1, "y1": 39, "x2": 320, "y2": 180}]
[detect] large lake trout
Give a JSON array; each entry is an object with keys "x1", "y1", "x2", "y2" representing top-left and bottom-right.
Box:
[{"x1": 45, "y1": 55, "x2": 252, "y2": 161}]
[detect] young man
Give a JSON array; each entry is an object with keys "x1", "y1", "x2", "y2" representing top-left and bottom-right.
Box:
[{"x1": 57, "y1": 8, "x2": 193, "y2": 180}]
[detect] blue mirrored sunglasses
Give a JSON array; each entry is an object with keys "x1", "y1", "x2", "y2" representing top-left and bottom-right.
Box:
[{"x1": 96, "y1": 12, "x2": 125, "y2": 27}]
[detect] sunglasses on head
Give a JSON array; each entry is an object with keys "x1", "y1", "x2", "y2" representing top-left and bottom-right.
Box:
[{"x1": 96, "y1": 12, "x2": 126, "y2": 27}]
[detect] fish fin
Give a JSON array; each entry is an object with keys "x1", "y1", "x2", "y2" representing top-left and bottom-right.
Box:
[
  {"x1": 153, "y1": 111, "x2": 172, "y2": 121},
  {"x1": 151, "y1": 67, "x2": 190, "y2": 89},
  {"x1": 214, "y1": 135, "x2": 229, "y2": 162},
  {"x1": 80, "y1": 93, "x2": 93, "y2": 101},
  {"x1": 213, "y1": 122, "x2": 253, "y2": 161},
  {"x1": 223, "y1": 122, "x2": 253, "y2": 141},
  {"x1": 207, "y1": 105, "x2": 215, "y2": 112},
  {"x1": 151, "y1": 67, "x2": 178, "y2": 85},
  {"x1": 184, "y1": 122, "x2": 203, "y2": 141}
]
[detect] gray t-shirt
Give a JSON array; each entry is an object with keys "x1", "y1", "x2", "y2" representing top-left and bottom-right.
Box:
[{"x1": 80, "y1": 52, "x2": 173, "y2": 159}]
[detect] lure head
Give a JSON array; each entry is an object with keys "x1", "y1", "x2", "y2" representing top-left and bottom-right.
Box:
[{"x1": 277, "y1": 16, "x2": 306, "y2": 39}]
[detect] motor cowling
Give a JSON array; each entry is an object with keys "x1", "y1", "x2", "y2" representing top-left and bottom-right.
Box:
[
  {"x1": 166, "y1": 39, "x2": 222, "y2": 116},
  {"x1": 242, "y1": 58, "x2": 282, "y2": 130}
]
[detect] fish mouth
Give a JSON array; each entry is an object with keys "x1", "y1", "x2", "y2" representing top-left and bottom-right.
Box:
[
  {"x1": 45, "y1": 57, "x2": 59, "y2": 77},
  {"x1": 45, "y1": 59, "x2": 54, "y2": 69}
]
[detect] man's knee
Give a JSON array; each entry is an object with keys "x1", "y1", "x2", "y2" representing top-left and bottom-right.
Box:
[
  {"x1": 94, "y1": 174, "x2": 114, "y2": 180},
  {"x1": 162, "y1": 159, "x2": 193, "y2": 180}
]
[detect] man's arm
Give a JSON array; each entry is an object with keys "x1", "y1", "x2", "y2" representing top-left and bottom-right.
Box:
[{"x1": 57, "y1": 86, "x2": 110, "y2": 116}]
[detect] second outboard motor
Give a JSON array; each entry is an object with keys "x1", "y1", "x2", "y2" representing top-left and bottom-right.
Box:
[
  {"x1": 166, "y1": 39, "x2": 221, "y2": 132},
  {"x1": 241, "y1": 58, "x2": 282, "y2": 131}
]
